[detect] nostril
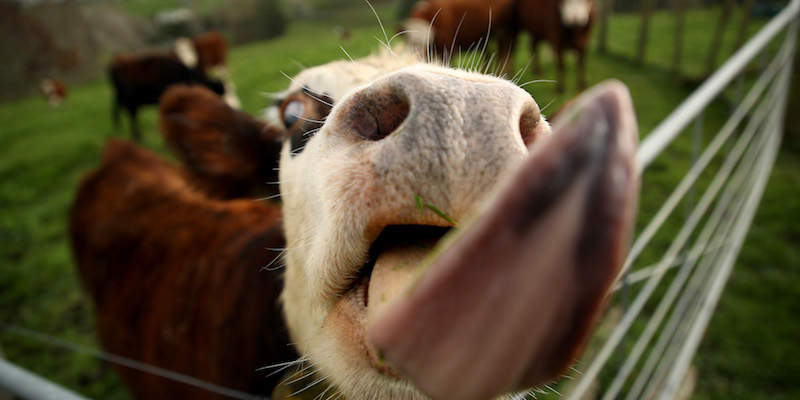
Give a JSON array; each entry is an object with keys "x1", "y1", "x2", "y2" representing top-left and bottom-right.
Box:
[
  {"x1": 519, "y1": 101, "x2": 543, "y2": 146},
  {"x1": 350, "y1": 89, "x2": 410, "y2": 141}
]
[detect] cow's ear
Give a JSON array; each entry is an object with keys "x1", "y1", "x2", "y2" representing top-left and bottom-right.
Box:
[{"x1": 174, "y1": 37, "x2": 199, "y2": 69}]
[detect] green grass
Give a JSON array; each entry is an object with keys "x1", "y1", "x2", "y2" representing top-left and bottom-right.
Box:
[{"x1": 0, "y1": 1, "x2": 797, "y2": 399}]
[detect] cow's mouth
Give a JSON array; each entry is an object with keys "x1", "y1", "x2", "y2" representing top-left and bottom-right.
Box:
[
  {"x1": 360, "y1": 225, "x2": 451, "y2": 308},
  {"x1": 347, "y1": 225, "x2": 452, "y2": 374}
]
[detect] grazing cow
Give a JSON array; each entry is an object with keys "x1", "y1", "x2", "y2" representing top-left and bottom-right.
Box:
[
  {"x1": 403, "y1": 0, "x2": 517, "y2": 74},
  {"x1": 109, "y1": 51, "x2": 226, "y2": 141},
  {"x1": 109, "y1": 31, "x2": 238, "y2": 141},
  {"x1": 276, "y1": 52, "x2": 638, "y2": 399},
  {"x1": 39, "y1": 78, "x2": 67, "y2": 108},
  {"x1": 159, "y1": 85, "x2": 284, "y2": 199},
  {"x1": 518, "y1": 0, "x2": 596, "y2": 92}
]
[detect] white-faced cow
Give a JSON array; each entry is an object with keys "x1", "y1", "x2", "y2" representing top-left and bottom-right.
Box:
[
  {"x1": 518, "y1": 0, "x2": 596, "y2": 92},
  {"x1": 74, "y1": 46, "x2": 637, "y2": 400}
]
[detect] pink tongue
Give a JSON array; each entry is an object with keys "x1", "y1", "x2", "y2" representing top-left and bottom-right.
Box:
[
  {"x1": 366, "y1": 238, "x2": 435, "y2": 328},
  {"x1": 368, "y1": 80, "x2": 639, "y2": 400}
]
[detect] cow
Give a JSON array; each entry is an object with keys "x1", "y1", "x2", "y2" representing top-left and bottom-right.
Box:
[
  {"x1": 517, "y1": 0, "x2": 596, "y2": 92},
  {"x1": 71, "y1": 80, "x2": 331, "y2": 400},
  {"x1": 39, "y1": 78, "x2": 67, "y2": 108},
  {"x1": 70, "y1": 139, "x2": 295, "y2": 400},
  {"x1": 109, "y1": 32, "x2": 238, "y2": 141},
  {"x1": 75, "y1": 47, "x2": 638, "y2": 400},
  {"x1": 403, "y1": 0, "x2": 518, "y2": 74},
  {"x1": 276, "y1": 51, "x2": 638, "y2": 399}
]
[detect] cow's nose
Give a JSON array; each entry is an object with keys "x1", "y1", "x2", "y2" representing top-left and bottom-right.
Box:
[
  {"x1": 327, "y1": 68, "x2": 548, "y2": 148},
  {"x1": 318, "y1": 67, "x2": 551, "y2": 225}
]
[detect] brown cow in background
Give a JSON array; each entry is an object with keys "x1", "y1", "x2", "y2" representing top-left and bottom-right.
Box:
[
  {"x1": 404, "y1": 0, "x2": 518, "y2": 73},
  {"x1": 403, "y1": 0, "x2": 596, "y2": 91},
  {"x1": 518, "y1": 0, "x2": 596, "y2": 92},
  {"x1": 39, "y1": 78, "x2": 68, "y2": 108},
  {"x1": 109, "y1": 31, "x2": 239, "y2": 142}
]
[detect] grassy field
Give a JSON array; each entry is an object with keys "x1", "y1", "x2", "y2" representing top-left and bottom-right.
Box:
[{"x1": 0, "y1": 1, "x2": 798, "y2": 399}]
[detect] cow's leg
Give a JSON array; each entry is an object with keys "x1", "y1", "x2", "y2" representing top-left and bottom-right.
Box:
[
  {"x1": 577, "y1": 47, "x2": 587, "y2": 91},
  {"x1": 127, "y1": 106, "x2": 141, "y2": 142},
  {"x1": 112, "y1": 99, "x2": 121, "y2": 132},
  {"x1": 554, "y1": 44, "x2": 566, "y2": 93},
  {"x1": 531, "y1": 37, "x2": 543, "y2": 76}
]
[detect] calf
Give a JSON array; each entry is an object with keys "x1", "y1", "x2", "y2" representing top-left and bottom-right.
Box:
[
  {"x1": 39, "y1": 78, "x2": 67, "y2": 108},
  {"x1": 403, "y1": 0, "x2": 517, "y2": 74},
  {"x1": 70, "y1": 139, "x2": 295, "y2": 400},
  {"x1": 277, "y1": 51, "x2": 638, "y2": 399},
  {"x1": 517, "y1": 0, "x2": 596, "y2": 92},
  {"x1": 72, "y1": 80, "x2": 330, "y2": 400}
]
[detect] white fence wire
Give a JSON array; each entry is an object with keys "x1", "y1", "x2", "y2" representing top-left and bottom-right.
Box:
[{"x1": 565, "y1": 0, "x2": 799, "y2": 399}]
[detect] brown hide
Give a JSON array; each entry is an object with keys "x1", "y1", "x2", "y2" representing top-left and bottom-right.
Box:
[
  {"x1": 517, "y1": 0, "x2": 595, "y2": 91},
  {"x1": 159, "y1": 85, "x2": 283, "y2": 199},
  {"x1": 409, "y1": 0, "x2": 517, "y2": 69},
  {"x1": 192, "y1": 30, "x2": 228, "y2": 72},
  {"x1": 70, "y1": 140, "x2": 296, "y2": 399}
]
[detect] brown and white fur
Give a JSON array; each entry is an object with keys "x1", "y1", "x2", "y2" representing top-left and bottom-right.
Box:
[{"x1": 275, "y1": 45, "x2": 638, "y2": 400}]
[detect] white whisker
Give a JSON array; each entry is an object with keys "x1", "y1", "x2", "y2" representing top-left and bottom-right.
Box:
[
  {"x1": 518, "y1": 79, "x2": 558, "y2": 89},
  {"x1": 448, "y1": 11, "x2": 468, "y2": 67},
  {"x1": 339, "y1": 45, "x2": 355, "y2": 63}
]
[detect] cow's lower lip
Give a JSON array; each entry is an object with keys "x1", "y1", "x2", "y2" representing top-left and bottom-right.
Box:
[{"x1": 349, "y1": 225, "x2": 451, "y2": 374}]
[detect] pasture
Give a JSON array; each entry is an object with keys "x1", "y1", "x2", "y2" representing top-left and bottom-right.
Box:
[{"x1": 0, "y1": 1, "x2": 798, "y2": 399}]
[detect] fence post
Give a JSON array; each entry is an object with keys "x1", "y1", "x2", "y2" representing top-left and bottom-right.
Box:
[
  {"x1": 734, "y1": 0, "x2": 757, "y2": 50},
  {"x1": 705, "y1": 0, "x2": 736, "y2": 76},
  {"x1": 673, "y1": 0, "x2": 687, "y2": 74},
  {"x1": 637, "y1": 0, "x2": 657, "y2": 64},
  {"x1": 597, "y1": 0, "x2": 616, "y2": 54}
]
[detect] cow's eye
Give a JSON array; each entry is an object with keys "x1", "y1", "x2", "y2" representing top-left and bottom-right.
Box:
[{"x1": 282, "y1": 100, "x2": 305, "y2": 129}]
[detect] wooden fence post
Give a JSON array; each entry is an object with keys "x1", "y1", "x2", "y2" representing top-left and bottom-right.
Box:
[
  {"x1": 637, "y1": 0, "x2": 657, "y2": 64},
  {"x1": 673, "y1": 0, "x2": 687, "y2": 74},
  {"x1": 734, "y1": 0, "x2": 757, "y2": 50},
  {"x1": 598, "y1": 0, "x2": 616, "y2": 54},
  {"x1": 705, "y1": 0, "x2": 736, "y2": 76}
]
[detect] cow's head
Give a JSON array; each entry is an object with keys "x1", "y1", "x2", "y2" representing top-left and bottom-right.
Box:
[
  {"x1": 560, "y1": 0, "x2": 594, "y2": 27},
  {"x1": 276, "y1": 51, "x2": 638, "y2": 400}
]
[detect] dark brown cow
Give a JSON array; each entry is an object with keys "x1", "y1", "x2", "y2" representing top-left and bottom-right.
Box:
[
  {"x1": 109, "y1": 51, "x2": 226, "y2": 142},
  {"x1": 518, "y1": 0, "x2": 596, "y2": 92},
  {"x1": 190, "y1": 31, "x2": 228, "y2": 72},
  {"x1": 404, "y1": 0, "x2": 517, "y2": 73},
  {"x1": 71, "y1": 85, "x2": 332, "y2": 400},
  {"x1": 69, "y1": 139, "x2": 294, "y2": 400}
]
